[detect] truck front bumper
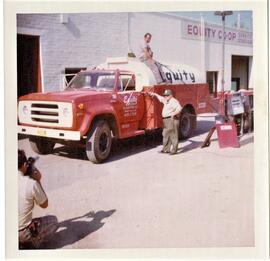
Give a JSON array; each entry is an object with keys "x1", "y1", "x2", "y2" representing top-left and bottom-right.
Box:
[{"x1": 18, "y1": 125, "x2": 81, "y2": 141}]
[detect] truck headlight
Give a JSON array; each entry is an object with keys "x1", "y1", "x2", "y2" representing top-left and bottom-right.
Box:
[
  {"x1": 62, "y1": 107, "x2": 70, "y2": 117},
  {"x1": 22, "y1": 105, "x2": 29, "y2": 115}
]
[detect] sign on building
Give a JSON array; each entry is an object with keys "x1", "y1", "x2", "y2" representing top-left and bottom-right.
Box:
[{"x1": 181, "y1": 19, "x2": 253, "y2": 46}]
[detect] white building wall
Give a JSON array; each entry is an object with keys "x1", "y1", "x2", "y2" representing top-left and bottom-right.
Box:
[
  {"x1": 129, "y1": 13, "x2": 205, "y2": 71},
  {"x1": 17, "y1": 12, "x2": 253, "y2": 92},
  {"x1": 17, "y1": 13, "x2": 129, "y2": 92},
  {"x1": 129, "y1": 12, "x2": 253, "y2": 91}
]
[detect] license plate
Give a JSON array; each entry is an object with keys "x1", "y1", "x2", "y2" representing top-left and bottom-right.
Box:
[{"x1": 37, "y1": 128, "x2": 47, "y2": 136}]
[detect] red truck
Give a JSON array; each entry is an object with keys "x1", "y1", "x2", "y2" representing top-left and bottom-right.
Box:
[{"x1": 18, "y1": 57, "x2": 211, "y2": 163}]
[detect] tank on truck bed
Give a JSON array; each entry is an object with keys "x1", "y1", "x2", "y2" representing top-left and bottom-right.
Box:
[
  {"x1": 18, "y1": 56, "x2": 211, "y2": 163},
  {"x1": 98, "y1": 56, "x2": 206, "y2": 90}
]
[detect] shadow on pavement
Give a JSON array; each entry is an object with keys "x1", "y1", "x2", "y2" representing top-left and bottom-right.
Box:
[
  {"x1": 18, "y1": 134, "x2": 29, "y2": 140},
  {"x1": 195, "y1": 119, "x2": 215, "y2": 136},
  {"x1": 53, "y1": 146, "x2": 87, "y2": 160},
  {"x1": 27, "y1": 119, "x2": 216, "y2": 162},
  {"x1": 41, "y1": 209, "x2": 116, "y2": 249},
  {"x1": 51, "y1": 131, "x2": 163, "y2": 163},
  {"x1": 180, "y1": 139, "x2": 204, "y2": 153},
  {"x1": 239, "y1": 135, "x2": 254, "y2": 147},
  {"x1": 107, "y1": 131, "x2": 162, "y2": 162},
  {"x1": 109, "y1": 119, "x2": 215, "y2": 158}
]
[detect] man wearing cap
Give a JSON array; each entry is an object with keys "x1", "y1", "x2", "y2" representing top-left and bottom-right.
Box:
[{"x1": 150, "y1": 89, "x2": 182, "y2": 155}]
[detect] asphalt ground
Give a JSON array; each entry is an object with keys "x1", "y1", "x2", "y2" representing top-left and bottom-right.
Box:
[{"x1": 18, "y1": 114, "x2": 254, "y2": 249}]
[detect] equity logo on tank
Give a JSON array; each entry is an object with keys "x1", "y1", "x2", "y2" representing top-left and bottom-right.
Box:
[{"x1": 160, "y1": 64, "x2": 196, "y2": 84}]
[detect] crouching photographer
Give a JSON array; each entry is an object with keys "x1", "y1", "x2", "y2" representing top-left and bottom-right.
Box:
[{"x1": 18, "y1": 149, "x2": 58, "y2": 249}]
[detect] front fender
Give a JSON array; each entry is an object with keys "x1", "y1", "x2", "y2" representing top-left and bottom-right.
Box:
[{"x1": 79, "y1": 108, "x2": 120, "y2": 137}]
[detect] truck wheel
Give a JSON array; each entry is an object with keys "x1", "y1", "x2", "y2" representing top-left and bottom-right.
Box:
[
  {"x1": 86, "y1": 120, "x2": 112, "y2": 163},
  {"x1": 29, "y1": 136, "x2": 55, "y2": 154},
  {"x1": 179, "y1": 107, "x2": 196, "y2": 139}
]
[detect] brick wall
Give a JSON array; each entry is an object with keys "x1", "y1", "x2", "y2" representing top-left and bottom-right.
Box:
[
  {"x1": 17, "y1": 13, "x2": 129, "y2": 92},
  {"x1": 17, "y1": 12, "x2": 253, "y2": 92}
]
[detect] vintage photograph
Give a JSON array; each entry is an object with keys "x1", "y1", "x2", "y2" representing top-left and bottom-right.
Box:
[
  {"x1": 16, "y1": 10, "x2": 255, "y2": 249},
  {"x1": 4, "y1": 0, "x2": 268, "y2": 259}
]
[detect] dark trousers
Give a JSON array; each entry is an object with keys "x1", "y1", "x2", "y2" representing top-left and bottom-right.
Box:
[
  {"x1": 162, "y1": 118, "x2": 179, "y2": 152},
  {"x1": 19, "y1": 215, "x2": 58, "y2": 249},
  {"x1": 143, "y1": 59, "x2": 163, "y2": 83}
]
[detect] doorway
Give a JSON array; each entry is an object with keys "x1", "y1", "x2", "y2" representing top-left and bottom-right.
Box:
[
  {"x1": 17, "y1": 34, "x2": 41, "y2": 98},
  {"x1": 206, "y1": 71, "x2": 218, "y2": 97},
  {"x1": 231, "y1": 55, "x2": 249, "y2": 90}
]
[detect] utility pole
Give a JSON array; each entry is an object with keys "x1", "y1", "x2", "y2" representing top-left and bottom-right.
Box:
[
  {"x1": 237, "y1": 13, "x2": 241, "y2": 28},
  {"x1": 214, "y1": 11, "x2": 233, "y2": 118}
]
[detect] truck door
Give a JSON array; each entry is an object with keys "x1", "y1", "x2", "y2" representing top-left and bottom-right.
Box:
[{"x1": 113, "y1": 74, "x2": 144, "y2": 130}]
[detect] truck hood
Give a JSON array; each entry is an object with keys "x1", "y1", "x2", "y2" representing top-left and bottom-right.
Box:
[{"x1": 19, "y1": 90, "x2": 113, "y2": 103}]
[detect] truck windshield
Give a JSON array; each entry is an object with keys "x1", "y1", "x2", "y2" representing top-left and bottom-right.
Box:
[{"x1": 66, "y1": 72, "x2": 116, "y2": 91}]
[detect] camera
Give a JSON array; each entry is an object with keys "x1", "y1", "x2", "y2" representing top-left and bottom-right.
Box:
[{"x1": 25, "y1": 156, "x2": 39, "y2": 176}]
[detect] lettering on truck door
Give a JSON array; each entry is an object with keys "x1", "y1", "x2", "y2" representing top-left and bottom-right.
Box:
[{"x1": 113, "y1": 74, "x2": 143, "y2": 132}]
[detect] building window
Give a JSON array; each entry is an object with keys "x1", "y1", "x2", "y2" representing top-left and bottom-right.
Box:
[{"x1": 206, "y1": 71, "x2": 218, "y2": 97}]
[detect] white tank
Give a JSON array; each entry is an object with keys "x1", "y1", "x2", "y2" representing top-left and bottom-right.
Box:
[
  {"x1": 98, "y1": 57, "x2": 205, "y2": 91},
  {"x1": 159, "y1": 63, "x2": 205, "y2": 85}
]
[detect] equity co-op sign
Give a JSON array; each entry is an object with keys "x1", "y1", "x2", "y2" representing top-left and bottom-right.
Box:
[{"x1": 181, "y1": 20, "x2": 253, "y2": 46}]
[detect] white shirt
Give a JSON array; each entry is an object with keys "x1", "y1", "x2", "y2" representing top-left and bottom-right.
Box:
[
  {"x1": 138, "y1": 41, "x2": 153, "y2": 61},
  {"x1": 18, "y1": 170, "x2": 47, "y2": 230},
  {"x1": 155, "y1": 94, "x2": 182, "y2": 118}
]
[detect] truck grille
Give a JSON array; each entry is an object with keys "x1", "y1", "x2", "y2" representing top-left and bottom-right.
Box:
[
  {"x1": 31, "y1": 103, "x2": 59, "y2": 123},
  {"x1": 18, "y1": 101, "x2": 73, "y2": 128}
]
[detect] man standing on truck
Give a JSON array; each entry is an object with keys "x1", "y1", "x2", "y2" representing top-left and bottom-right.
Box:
[
  {"x1": 150, "y1": 89, "x2": 182, "y2": 155},
  {"x1": 138, "y1": 33, "x2": 167, "y2": 84},
  {"x1": 18, "y1": 149, "x2": 58, "y2": 248}
]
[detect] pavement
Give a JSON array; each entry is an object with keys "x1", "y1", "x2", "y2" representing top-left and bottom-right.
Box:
[{"x1": 18, "y1": 114, "x2": 254, "y2": 249}]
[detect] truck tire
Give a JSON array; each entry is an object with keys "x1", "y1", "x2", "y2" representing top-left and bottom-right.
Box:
[
  {"x1": 86, "y1": 120, "x2": 112, "y2": 163},
  {"x1": 179, "y1": 107, "x2": 196, "y2": 139},
  {"x1": 29, "y1": 136, "x2": 55, "y2": 154}
]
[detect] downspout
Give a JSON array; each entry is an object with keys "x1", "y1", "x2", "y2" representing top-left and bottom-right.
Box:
[
  {"x1": 200, "y1": 13, "x2": 206, "y2": 82},
  {"x1": 127, "y1": 12, "x2": 132, "y2": 53}
]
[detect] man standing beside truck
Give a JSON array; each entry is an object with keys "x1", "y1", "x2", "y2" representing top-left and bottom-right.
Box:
[{"x1": 150, "y1": 89, "x2": 182, "y2": 155}]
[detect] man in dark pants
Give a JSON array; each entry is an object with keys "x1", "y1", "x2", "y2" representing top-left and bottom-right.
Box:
[{"x1": 150, "y1": 89, "x2": 182, "y2": 154}]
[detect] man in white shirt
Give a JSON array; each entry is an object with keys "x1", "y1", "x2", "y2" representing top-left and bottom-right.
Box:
[
  {"x1": 18, "y1": 149, "x2": 58, "y2": 248},
  {"x1": 150, "y1": 89, "x2": 182, "y2": 154},
  {"x1": 138, "y1": 33, "x2": 165, "y2": 84}
]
